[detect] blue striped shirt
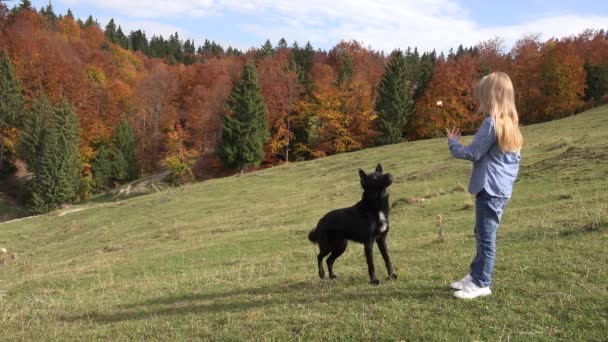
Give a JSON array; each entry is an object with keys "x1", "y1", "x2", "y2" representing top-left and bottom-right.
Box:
[{"x1": 448, "y1": 117, "x2": 521, "y2": 199}]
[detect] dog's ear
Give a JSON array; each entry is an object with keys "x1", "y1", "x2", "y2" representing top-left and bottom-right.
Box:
[
  {"x1": 385, "y1": 173, "x2": 393, "y2": 186},
  {"x1": 358, "y1": 169, "x2": 367, "y2": 186},
  {"x1": 375, "y1": 163, "x2": 383, "y2": 174}
]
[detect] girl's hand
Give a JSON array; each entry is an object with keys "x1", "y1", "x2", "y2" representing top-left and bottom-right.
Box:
[{"x1": 446, "y1": 127, "x2": 461, "y2": 140}]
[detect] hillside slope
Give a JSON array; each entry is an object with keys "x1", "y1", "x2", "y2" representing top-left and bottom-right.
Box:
[{"x1": 1, "y1": 107, "x2": 607, "y2": 340}]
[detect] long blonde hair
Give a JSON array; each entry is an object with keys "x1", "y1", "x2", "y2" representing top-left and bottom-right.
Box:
[{"x1": 474, "y1": 72, "x2": 523, "y2": 153}]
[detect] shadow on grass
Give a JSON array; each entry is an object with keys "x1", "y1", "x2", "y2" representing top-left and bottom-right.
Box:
[{"x1": 60, "y1": 279, "x2": 446, "y2": 324}]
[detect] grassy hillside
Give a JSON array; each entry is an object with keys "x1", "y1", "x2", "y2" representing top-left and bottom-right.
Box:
[{"x1": 1, "y1": 106, "x2": 607, "y2": 341}]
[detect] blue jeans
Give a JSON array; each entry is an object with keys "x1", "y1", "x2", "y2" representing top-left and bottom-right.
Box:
[{"x1": 470, "y1": 189, "x2": 509, "y2": 287}]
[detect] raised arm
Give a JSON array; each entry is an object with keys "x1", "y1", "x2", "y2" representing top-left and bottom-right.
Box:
[{"x1": 448, "y1": 117, "x2": 496, "y2": 161}]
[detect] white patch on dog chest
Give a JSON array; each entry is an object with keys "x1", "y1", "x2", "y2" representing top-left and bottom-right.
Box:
[{"x1": 378, "y1": 211, "x2": 388, "y2": 233}]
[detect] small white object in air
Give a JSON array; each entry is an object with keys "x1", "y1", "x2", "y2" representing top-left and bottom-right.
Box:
[{"x1": 436, "y1": 100, "x2": 443, "y2": 107}]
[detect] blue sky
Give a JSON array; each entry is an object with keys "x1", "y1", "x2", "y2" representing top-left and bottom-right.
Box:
[{"x1": 29, "y1": 0, "x2": 608, "y2": 53}]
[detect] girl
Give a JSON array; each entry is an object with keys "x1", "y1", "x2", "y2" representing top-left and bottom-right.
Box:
[{"x1": 446, "y1": 72, "x2": 523, "y2": 299}]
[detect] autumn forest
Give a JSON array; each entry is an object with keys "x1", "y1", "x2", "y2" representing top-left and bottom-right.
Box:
[{"x1": 1, "y1": 1, "x2": 608, "y2": 213}]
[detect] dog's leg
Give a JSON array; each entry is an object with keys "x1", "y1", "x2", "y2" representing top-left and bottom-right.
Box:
[
  {"x1": 377, "y1": 237, "x2": 397, "y2": 280},
  {"x1": 364, "y1": 242, "x2": 379, "y2": 285},
  {"x1": 326, "y1": 240, "x2": 347, "y2": 279},
  {"x1": 317, "y1": 245, "x2": 331, "y2": 279}
]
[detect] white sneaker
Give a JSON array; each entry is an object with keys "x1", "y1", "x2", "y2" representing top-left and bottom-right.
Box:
[
  {"x1": 450, "y1": 274, "x2": 473, "y2": 290},
  {"x1": 453, "y1": 282, "x2": 492, "y2": 299}
]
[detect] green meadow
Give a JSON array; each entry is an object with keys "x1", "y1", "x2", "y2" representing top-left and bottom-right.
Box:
[{"x1": 1, "y1": 106, "x2": 607, "y2": 341}]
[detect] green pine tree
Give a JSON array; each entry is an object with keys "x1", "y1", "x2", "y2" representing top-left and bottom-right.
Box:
[
  {"x1": 41, "y1": 1, "x2": 57, "y2": 22},
  {"x1": 414, "y1": 51, "x2": 436, "y2": 100},
  {"x1": 28, "y1": 129, "x2": 62, "y2": 214},
  {"x1": 111, "y1": 148, "x2": 129, "y2": 182},
  {"x1": 259, "y1": 39, "x2": 275, "y2": 58},
  {"x1": 291, "y1": 41, "x2": 315, "y2": 92},
  {"x1": 584, "y1": 61, "x2": 608, "y2": 102},
  {"x1": 105, "y1": 19, "x2": 117, "y2": 43},
  {"x1": 20, "y1": 96, "x2": 81, "y2": 213},
  {"x1": 111, "y1": 119, "x2": 139, "y2": 182},
  {"x1": 218, "y1": 63, "x2": 270, "y2": 173},
  {"x1": 0, "y1": 51, "x2": 24, "y2": 173},
  {"x1": 129, "y1": 30, "x2": 148, "y2": 53},
  {"x1": 19, "y1": 0, "x2": 32, "y2": 10},
  {"x1": 116, "y1": 26, "x2": 129, "y2": 49},
  {"x1": 336, "y1": 50, "x2": 353, "y2": 87},
  {"x1": 375, "y1": 50, "x2": 414, "y2": 145},
  {"x1": 83, "y1": 15, "x2": 97, "y2": 28},
  {"x1": 19, "y1": 92, "x2": 54, "y2": 173},
  {"x1": 276, "y1": 38, "x2": 288, "y2": 50},
  {"x1": 92, "y1": 144, "x2": 111, "y2": 190},
  {"x1": 53, "y1": 100, "x2": 81, "y2": 203}
]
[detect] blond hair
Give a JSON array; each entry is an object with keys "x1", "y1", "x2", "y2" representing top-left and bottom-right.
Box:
[{"x1": 474, "y1": 72, "x2": 523, "y2": 152}]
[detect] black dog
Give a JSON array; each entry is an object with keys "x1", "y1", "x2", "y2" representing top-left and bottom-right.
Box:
[{"x1": 308, "y1": 163, "x2": 396, "y2": 285}]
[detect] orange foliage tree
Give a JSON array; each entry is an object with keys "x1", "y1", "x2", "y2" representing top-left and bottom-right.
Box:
[
  {"x1": 411, "y1": 54, "x2": 481, "y2": 139},
  {"x1": 133, "y1": 61, "x2": 179, "y2": 170},
  {"x1": 163, "y1": 123, "x2": 200, "y2": 185},
  {"x1": 538, "y1": 38, "x2": 586, "y2": 120},
  {"x1": 257, "y1": 49, "x2": 302, "y2": 164},
  {"x1": 510, "y1": 35, "x2": 544, "y2": 123}
]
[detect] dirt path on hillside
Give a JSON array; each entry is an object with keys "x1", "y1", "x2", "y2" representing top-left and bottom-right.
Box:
[{"x1": 0, "y1": 170, "x2": 172, "y2": 225}]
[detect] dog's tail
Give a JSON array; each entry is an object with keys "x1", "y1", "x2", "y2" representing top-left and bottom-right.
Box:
[{"x1": 308, "y1": 228, "x2": 319, "y2": 243}]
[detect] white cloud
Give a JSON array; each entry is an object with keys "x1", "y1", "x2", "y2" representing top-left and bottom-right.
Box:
[
  {"x1": 62, "y1": 0, "x2": 219, "y2": 18},
  {"x1": 62, "y1": 0, "x2": 608, "y2": 52},
  {"x1": 481, "y1": 15, "x2": 608, "y2": 50}
]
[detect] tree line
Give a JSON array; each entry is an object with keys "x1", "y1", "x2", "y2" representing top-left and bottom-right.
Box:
[
  {"x1": 1, "y1": 0, "x2": 608, "y2": 212},
  {"x1": 1, "y1": 48, "x2": 139, "y2": 213}
]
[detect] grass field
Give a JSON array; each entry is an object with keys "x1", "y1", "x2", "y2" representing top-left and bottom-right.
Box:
[{"x1": 1, "y1": 107, "x2": 608, "y2": 341}]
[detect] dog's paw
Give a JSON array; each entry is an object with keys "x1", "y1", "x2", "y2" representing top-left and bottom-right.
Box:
[
  {"x1": 388, "y1": 273, "x2": 397, "y2": 280},
  {"x1": 370, "y1": 279, "x2": 380, "y2": 285},
  {"x1": 319, "y1": 271, "x2": 325, "y2": 279},
  {"x1": 329, "y1": 274, "x2": 337, "y2": 279}
]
